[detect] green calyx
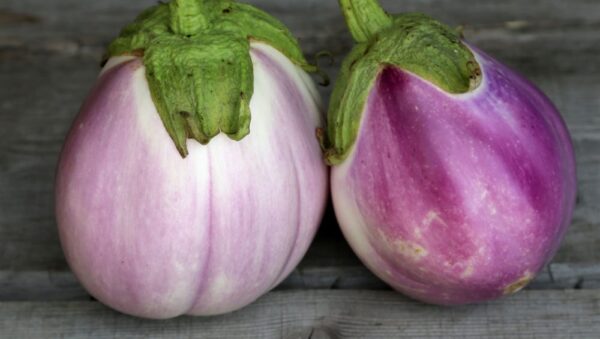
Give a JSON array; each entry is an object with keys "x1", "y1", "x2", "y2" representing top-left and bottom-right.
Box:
[
  {"x1": 323, "y1": 0, "x2": 482, "y2": 165},
  {"x1": 106, "y1": 0, "x2": 315, "y2": 157}
]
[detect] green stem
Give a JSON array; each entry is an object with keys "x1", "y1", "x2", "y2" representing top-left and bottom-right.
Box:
[
  {"x1": 108, "y1": 0, "x2": 315, "y2": 157},
  {"x1": 338, "y1": 0, "x2": 392, "y2": 42},
  {"x1": 169, "y1": 0, "x2": 211, "y2": 36}
]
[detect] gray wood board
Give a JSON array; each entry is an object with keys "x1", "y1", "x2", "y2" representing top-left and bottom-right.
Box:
[
  {"x1": 1, "y1": 290, "x2": 599, "y2": 338},
  {"x1": 1, "y1": 0, "x2": 599, "y2": 291},
  {"x1": 2, "y1": 262, "x2": 600, "y2": 301}
]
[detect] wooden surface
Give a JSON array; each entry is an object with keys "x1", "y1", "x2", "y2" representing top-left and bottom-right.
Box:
[
  {"x1": 2, "y1": 290, "x2": 600, "y2": 339},
  {"x1": 1, "y1": 0, "x2": 599, "y2": 337}
]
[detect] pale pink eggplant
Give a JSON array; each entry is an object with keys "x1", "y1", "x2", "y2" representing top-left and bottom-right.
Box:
[{"x1": 56, "y1": 42, "x2": 327, "y2": 318}]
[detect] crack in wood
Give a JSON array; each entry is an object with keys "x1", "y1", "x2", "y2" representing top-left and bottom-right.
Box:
[{"x1": 0, "y1": 10, "x2": 40, "y2": 25}]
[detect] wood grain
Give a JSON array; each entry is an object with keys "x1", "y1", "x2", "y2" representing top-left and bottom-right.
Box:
[
  {"x1": 1, "y1": 290, "x2": 599, "y2": 338},
  {"x1": 0, "y1": 0, "x2": 599, "y2": 294},
  {"x1": 3, "y1": 262, "x2": 600, "y2": 301}
]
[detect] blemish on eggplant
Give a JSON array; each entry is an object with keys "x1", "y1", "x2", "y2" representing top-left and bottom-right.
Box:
[{"x1": 503, "y1": 272, "x2": 533, "y2": 295}]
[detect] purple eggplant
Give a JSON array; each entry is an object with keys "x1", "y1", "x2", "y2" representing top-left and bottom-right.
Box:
[{"x1": 324, "y1": 0, "x2": 576, "y2": 304}]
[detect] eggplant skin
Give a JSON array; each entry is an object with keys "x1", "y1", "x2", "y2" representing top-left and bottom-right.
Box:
[
  {"x1": 55, "y1": 43, "x2": 328, "y2": 318},
  {"x1": 332, "y1": 47, "x2": 576, "y2": 305}
]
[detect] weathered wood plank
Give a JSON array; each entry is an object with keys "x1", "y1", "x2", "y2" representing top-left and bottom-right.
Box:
[
  {"x1": 1, "y1": 290, "x2": 599, "y2": 338},
  {"x1": 2, "y1": 262, "x2": 599, "y2": 301},
  {"x1": 3, "y1": 0, "x2": 600, "y2": 35}
]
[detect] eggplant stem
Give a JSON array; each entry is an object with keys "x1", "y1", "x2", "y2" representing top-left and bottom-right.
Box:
[
  {"x1": 169, "y1": 0, "x2": 211, "y2": 36},
  {"x1": 338, "y1": 0, "x2": 392, "y2": 42}
]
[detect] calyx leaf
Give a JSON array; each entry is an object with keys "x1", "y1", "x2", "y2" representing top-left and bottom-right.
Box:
[
  {"x1": 324, "y1": 1, "x2": 482, "y2": 165},
  {"x1": 106, "y1": 0, "x2": 314, "y2": 157}
]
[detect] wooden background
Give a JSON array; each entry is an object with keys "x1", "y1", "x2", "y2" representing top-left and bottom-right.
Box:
[{"x1": 1, "y1": 0, "x2": 599, "y2": 337}]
